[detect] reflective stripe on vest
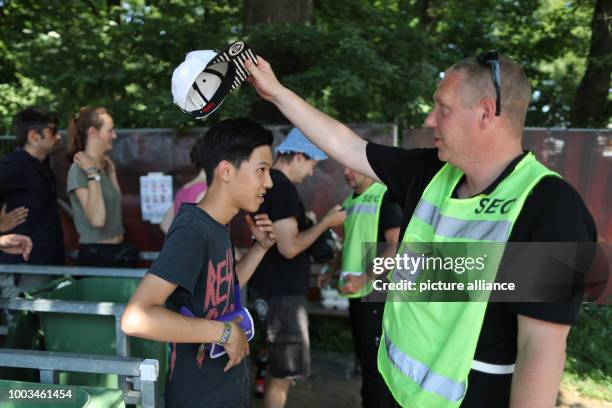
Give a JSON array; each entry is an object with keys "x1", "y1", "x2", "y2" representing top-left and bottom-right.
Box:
[
  {"x1": 391, "y1": 246, "x2": 424, "y2": 283},
  {"x1": 345, "y1": 203, "x2": 379, "y2": 216},
  {"x1": 385, "y1": 335, "x2": 466, "y2": 402},
  {"x1": 414, "y1": 199, "x2": 512, "y2": 242},
  {"x1": 471, "y1": 360, "x2": 515, "y2": 375}
]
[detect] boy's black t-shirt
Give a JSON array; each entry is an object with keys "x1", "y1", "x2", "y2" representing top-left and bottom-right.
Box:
[
  {"x1": 366, "y1": 143, "x2": 597, "y2": 407},
  {"x1": 250, "y1": 169, "x2": 311, "y2": 298},
  {"x1": 148, "y1": 203, "x2": 247, "y2": 408}
]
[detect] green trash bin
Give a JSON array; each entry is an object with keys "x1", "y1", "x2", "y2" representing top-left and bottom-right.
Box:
[
  {"x1": 0, "y1": 277, "x2": 69, "y2": 383},
  {"x1": 38, "y1": 277, "x2": 167, "y2": 393}
]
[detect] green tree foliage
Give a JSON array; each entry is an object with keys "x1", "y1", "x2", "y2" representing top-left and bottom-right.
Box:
[
  {"x1": 0, "y1": 0, "x2": 243, "y2": 131},
  {"x1": 0, "y1": 0, "x2": 606, "y2": 133}
]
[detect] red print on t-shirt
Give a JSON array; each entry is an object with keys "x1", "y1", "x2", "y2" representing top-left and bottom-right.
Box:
[
  {"x1": 204, "y1": 248, "x2": 235, "y2": 319},
  {"x1": 190, "y1": 249, "x2": 236, "y2": 367}
]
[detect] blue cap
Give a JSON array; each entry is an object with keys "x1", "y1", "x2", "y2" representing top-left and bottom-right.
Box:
[{"x1": 275, "y1": 128, "x2": 328, "y2": 161}]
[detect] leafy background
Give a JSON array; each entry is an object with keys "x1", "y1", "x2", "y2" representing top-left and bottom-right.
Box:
[{"x1": 0, "y1": 0, "x2": 609, "y2": 133}]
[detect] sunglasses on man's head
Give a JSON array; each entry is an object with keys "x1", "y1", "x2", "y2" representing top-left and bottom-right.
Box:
[{"x1": 477, "y1": 50, "x2": 501, "y2": 116}]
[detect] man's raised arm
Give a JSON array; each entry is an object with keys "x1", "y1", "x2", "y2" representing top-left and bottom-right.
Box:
[{"x1": 245, "y1": 57, "x2": 379, "y2": 182}]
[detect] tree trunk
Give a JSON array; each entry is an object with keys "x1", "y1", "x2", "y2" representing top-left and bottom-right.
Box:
[
  {"x1": 107, "y1": 0, "x2": 121, "y2": 24},
  {"x1": 244, "y1": 0, "x2": 314, "y2": 123},
  {"x1": 570, "y1": 0, "x2": 611, "y2": 128},
  {"x1": 245, "y1": 0, "x2": 312, "y2": 26}
]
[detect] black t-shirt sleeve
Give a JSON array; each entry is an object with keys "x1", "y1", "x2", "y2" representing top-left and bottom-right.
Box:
[
  {"x1": 262, "y1": 175, "x2": 300, "y2": 223},
  {"x1": 378, "y1": 191, "x2": 402, "y2": 242},
  {"x1": 506, "y1": 176, "x2": 597, "y2": 325},
  {"x1": 366, "y1": 143, "x2": 443, "y2": 210},
  {"x1": 148, "y1": 225, "x2": 206, "y2": 294}
]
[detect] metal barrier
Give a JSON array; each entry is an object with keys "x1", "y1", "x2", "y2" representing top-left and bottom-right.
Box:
[
  {"x1": 0, "y1": 264, "x2": 151, "y2": 402},
  {"x1": 63, "y1": 250, "x2": 159, "y2": 262},
  {"x1": 0, "y1": 348, "x2": 158, "y2": 407},
  {"x1": 0, "y1": 296, "x2": 134, "y2": 399},
  {"x1": 0, "y1": 264, "x2": 147, "y2": 278}
]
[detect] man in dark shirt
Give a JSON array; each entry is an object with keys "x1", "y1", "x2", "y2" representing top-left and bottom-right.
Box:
[
  {"x1": 246, "y1": 52, "x2": 596, "y2": 407},
  {"x1": 330, "y1": 166, "x2": 402, "y2": 408},
  {"x1": 249, "y1": 128, "x2": 345, "y2": 408},
  {"x1": 0, "y1": 107, "x2": 64, "y2": 297},
  {"x1": 122, "y1": 119, "x2": 278, "y2": 408}
]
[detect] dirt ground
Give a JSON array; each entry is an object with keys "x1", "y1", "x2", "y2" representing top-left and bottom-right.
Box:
[{"x1": 250, "y1": 374, "x2": 611, "y2": 408}]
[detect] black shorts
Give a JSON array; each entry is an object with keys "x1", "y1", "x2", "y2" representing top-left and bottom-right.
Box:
[{"x1": 264, "y1": 295, "x2": 311, "y2": 379}]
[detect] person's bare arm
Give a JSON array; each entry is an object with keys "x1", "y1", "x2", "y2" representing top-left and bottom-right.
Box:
[
  {"x1": 121, "y1": 273, "x2": 248, "y2": 371},
  {"x1": 275, "y1": 206, "x2": 345, "y2": 260},
  {"x1": 121, "y1": 274, "x2": 224, "y2": 343},
  {"x1": 73, "y1": 152, "x2": 106, "y2": 227},
  {"x1": 246, "y1": 58, "x2": 378, "y2": 182},
  {"x1": 74, "y1": 186, "x2": 106, "y2": 227},
  {"x1": 510, "y1": 314, "x2": 570, "y2": 408}
]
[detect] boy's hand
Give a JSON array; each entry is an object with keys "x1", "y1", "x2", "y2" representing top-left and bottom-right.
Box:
[
  {"x1": 0, "y1": 234, "x2": 33, "y2": 260},
  {"x1": 246, "y1": 214, "x2": 276, "y2": 250},
  {"x1": 245, "y1": 57, "x2": 284, "y2": 103},
  {"x1": 224, "y1": 316, "x2": 249, "y2": 372}
]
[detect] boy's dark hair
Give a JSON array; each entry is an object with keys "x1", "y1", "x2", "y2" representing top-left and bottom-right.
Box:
[
  {"x1": 189, "y1": 137, "x2": 205, "y2": 170},
  {"x1": 12, "y1": 107, "x2": 58, "y2": 147},
  {"x1": 195, "y1": 118, "x2": 274, "y2": 185}
]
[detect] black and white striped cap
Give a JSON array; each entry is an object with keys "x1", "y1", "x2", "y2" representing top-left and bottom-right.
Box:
[{"x1": 171, "y1": 41, "x2": 258, "y2": 120}]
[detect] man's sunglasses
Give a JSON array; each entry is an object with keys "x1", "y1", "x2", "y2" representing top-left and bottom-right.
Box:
[
  {"x1": 29, "y1": 125, "x2": 58, "y2": 136},
  {"x1": 477, "y1": 50, "x2": 501, "y2": 116}
]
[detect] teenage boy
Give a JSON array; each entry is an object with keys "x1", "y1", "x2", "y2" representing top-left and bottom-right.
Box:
[{"x1": 122, "y1": 118, "x2": 277, "y2": 408}]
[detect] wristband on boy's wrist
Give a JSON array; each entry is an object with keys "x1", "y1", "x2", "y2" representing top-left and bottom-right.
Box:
[{"x1": 219, "y1": 321, "x2": 232, "y2": 344}]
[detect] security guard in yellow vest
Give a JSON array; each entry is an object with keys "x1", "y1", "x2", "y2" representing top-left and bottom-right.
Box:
[
  {"x1": 247, "y1": 51, "x2": 596, "y2": 407},
  {"x1": 336, "y1": 166, "x2": 401, "y2": 408}
]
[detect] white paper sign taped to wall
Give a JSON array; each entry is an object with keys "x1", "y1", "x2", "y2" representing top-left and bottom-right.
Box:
[{"x1": 140, "y1": 172, "x2": 173, "y2": 223}]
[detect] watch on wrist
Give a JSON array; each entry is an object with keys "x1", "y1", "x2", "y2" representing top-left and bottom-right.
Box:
[
  {"x1": 219, "y1": 321, "x2": 232, "y2": 344},
  {"x1": 87, "y1": 173, "x2": 101, "y2": 182}
]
